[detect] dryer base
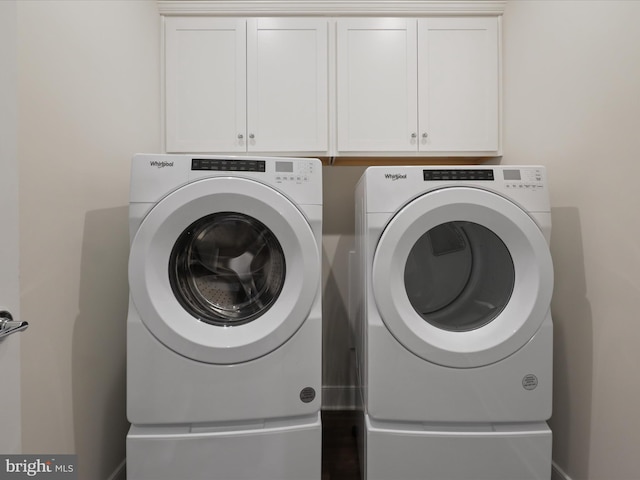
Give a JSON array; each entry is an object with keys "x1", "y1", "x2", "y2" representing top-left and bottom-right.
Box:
[
  {"x1": 363, "y1": 414, "x2": 552, "y2": 480},
  {"x1": 127, "y1": 413, "x2": 321, "y2": 480}
]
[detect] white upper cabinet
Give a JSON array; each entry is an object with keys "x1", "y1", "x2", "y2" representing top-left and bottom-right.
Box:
[
  {"x1": 247, "y1": 18, "x2": 328, "y2": 152},
  {"x1": 337, "y1": 19, "x2": 418, "y2": 152},
  {"x1": 165, "y1": 18, "x2": 246, "y2": 153},
  {"x1": 165, "y1": 17, "x2": 328, "y2": 154},
  {"x1": 337, "y1": 17, "x2": 501, "y2": 156},
  {"x1": 418, "y1": 17, "x2": 499, "y2": 153},
  {"x1": 161, "y1": 2, "x2": 504, "y2": 158}
]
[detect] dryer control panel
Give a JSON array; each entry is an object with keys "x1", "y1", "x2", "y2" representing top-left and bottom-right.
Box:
[
  {"x1": 363, "y1": 165, "x2": 549, "y2": 217},
  {"x1": 423, "y1": 167, "x2": 545, "y2": 191},
  {"x1": 423, "y1": 169, "x2": 494, "y2": 181},
  {"x1": 502, "y1": 167, "x2": 545, "y2": 190}
]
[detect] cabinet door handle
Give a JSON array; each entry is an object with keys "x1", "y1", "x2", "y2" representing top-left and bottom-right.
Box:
[
  {"x1": 249, "y1": 134, "x2": 255, "y2": 139},
  {"x1": 237, "y1": 134, "x2": 244, "y2": 140},
  {"x1": 411, "y1": 133, "x2": 417, "y2": 139},
  {"x1": 422, "y1": 132, "x2": 428, "y2": 139}
]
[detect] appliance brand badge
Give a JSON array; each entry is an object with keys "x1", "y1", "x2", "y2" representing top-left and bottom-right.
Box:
[
  {"x1": 384, "y1": 173, "x2": 407, "y2": 181},
  {"x1": 299, "y1": 387, "x2": 316, "y2": 403},
  {"x1": 149, "y1": 160, "x2": 174, "y2": 168},
  {"x1": 522, "y1": 374, "x2": 539, "y2": 391}
]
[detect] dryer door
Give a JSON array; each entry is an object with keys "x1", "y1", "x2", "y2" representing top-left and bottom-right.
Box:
[
  {"x1": 372, "y1": 187, "x2": 553, "y2": 368},
  {"x1": 129, "y1": 177, "x2": 319, "y2": 364}
]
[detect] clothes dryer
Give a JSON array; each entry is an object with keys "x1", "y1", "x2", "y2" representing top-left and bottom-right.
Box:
[
  {"x1": 126, "y1": 154, "x2": 322, "y2": 480},
  {"x1": 354, "y1": 166, "x2": 554, "y2": 480}
]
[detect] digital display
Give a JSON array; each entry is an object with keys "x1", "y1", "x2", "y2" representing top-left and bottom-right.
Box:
[
  {"x1": 191, "y1": 159, "x2": 266, "y2": 172},
  {"x1": 503, "y1": 169, "x2": 522, "y2": 181},
  {"x1": 423, "y1": 169, "x2": 494, "y2": 181},
  {"x1": 276, "y1": 161, "x2": 294, "y2": 173}
]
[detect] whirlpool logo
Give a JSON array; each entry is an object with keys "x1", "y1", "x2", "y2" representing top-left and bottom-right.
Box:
[
  {"x1": 384, "y1": 173, "x2": 407, "y2": 181},
  {"x1": 1, "y1": 455, "x2": 77, "y2": 479},
  {"x1": 149, "y1": 160, "x2": 174, "y2": 168}
]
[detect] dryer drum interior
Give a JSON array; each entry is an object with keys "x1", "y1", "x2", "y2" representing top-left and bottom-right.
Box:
[
  {"x1": 169, "y1": 212, "x2": 286, "y2": 326},
  {"x1": 404, "y1": 221, "x2": 515, "y2": 332}
]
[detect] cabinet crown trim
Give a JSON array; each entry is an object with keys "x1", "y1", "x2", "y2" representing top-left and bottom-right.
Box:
[{"x1": 158, "y1": 1, "x2": 506, "y2": 16}]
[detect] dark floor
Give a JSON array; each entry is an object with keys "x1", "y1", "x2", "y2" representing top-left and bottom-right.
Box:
[{"x1": 322, "y1": 410, "x2": 361, "y2": 480}]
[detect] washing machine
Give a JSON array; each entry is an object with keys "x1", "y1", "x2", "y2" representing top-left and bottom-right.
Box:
[
  {"x1": 126, "y1": 154, "x2": 322, "y2": 480},
  {"x1": 354, "y1": 166, "x2": 554, "y2": 480}
]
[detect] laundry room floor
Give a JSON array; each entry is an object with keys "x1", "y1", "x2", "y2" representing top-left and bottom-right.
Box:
[{"x1": 322, "y1": 410, "x2": 361, "y2": 480}]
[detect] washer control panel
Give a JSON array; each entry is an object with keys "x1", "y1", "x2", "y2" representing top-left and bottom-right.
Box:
[
  {"x1": 191, "y1": 158, "x2": 266, "y2": 172},
  {"x1": 274, "y1": 159, "x2": 317, "y2": 184},
  {"x1": 190, "y1": 157, "x2": 318, "y2": 185}
]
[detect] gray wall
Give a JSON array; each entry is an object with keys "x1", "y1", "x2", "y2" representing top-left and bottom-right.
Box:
[
  {"x1": 18, "y1": 1, "x2": 160, "y2": 478},
  {"x1": 502, "y1": 3, "x2": 640, "y2": 478}
]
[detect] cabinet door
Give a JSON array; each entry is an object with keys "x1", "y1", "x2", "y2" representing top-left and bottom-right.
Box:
[
  {"x1": 165, "y1": 18, "x2": 246, "y2": 153},
  {"x1": 247, "y1": 18, "x2": 328, "y2": 152},
  {"x1": 418, "y1": 17, "x2": 500, "y2": 152},
  {"x1": 337, "y1": 19, "x2": 418, "y2": 152}
]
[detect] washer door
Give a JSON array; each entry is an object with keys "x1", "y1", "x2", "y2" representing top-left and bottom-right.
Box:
[
  {"x1": 372, "y1": 187, "x2": 553, "y2": 368},
  {"x1": 129, "y1": 177, "x2": 320, "y2": 364}
]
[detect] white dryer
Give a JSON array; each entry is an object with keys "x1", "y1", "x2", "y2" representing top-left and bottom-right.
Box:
[
  {"x1": 354, "y1": 166, "x2": 554, "y2": 480},
  {"x1": 126, "y1": 154, "x2": 322, "y2": 480}
]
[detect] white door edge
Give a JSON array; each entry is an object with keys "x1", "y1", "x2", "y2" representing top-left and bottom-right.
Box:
[{"x1": 0, "y1": 0, "x2": 22, "y2": 453}]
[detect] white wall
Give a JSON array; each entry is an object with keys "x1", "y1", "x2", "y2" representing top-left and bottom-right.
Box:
[
  {"x1": 322, "y1": 165, "x2": 366, "y2": 408},
  {"x1": 502, "y1": 2, "x2": 640, "y2": 479},
  {"x1": 18, "y1": 1, "x2": 159, "y2": 478}
]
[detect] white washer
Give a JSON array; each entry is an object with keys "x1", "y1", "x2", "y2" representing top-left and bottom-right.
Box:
[
  {"x1": 126, "y1": 154, "x2": 322, "y2": 480},
  {"x1": 354, "y1": 166, "x2": 554, "y2": 480}
]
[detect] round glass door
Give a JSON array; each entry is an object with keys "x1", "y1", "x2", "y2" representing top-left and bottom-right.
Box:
[
  {"x1": 129, "y1": 176, "x2": 320, "y2": 365},
  {"x1": 169, "y1": 212, "x2": 286, "y2": 326},
  {"x1": 372, "y1": 187, "x2": 554, "y2": 368},
  {"x1": 404, "y1": 221, "x2": 515, "y2": 332}
]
